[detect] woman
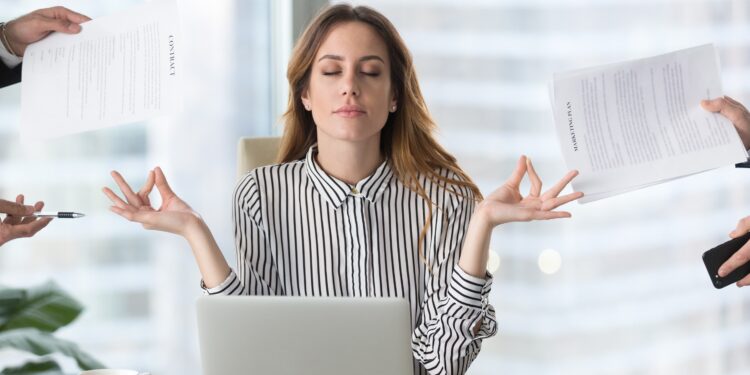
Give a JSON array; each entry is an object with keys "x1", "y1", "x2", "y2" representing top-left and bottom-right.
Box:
[{"x1": 103, "y1": 4, "x2": 582, "y2": 374}]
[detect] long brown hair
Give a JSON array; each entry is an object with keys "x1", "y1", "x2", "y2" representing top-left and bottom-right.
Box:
[{"x1": 278, "y1": 4, "x2": 483, "y2": 266}]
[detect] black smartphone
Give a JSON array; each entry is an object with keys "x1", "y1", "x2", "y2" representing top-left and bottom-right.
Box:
[{"x1": 702, "y1": 231, "x2": 750, "y2": 289}]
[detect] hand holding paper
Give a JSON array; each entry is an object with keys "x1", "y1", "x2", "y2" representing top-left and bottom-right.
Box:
[
  {"x1": 549, "y1": 44, "x2": 748, "y2": 203},
  {"x1": 4, "y1": 6, "x2": 91, "y2": 56},
  {"x1": 20, "y1": 2, "x2": 181, "y2": 142},
  {"x1": 701, "y1": 95, "x2": 750, "y2": 150}
]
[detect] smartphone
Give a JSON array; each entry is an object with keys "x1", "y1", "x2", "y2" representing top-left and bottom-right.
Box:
[{"x1": 702, "y1": 231, "x2": 750, "y2": 289}]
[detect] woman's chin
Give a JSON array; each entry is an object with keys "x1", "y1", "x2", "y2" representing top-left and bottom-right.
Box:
[{"x1": 319, "y1": 125, "x2": 382, "y2": 143}]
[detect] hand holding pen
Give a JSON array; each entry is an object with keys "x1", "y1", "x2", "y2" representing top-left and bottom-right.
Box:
[{"x1": 0, "y1": 194, "x2": 52, "y2": 247}]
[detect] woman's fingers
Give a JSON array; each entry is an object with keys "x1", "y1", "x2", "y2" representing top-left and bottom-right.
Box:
[
  {"x1": 505, "y1": 156, "x2": 528, "y2": 188},
  {"x1": 154, "y1": 167, "x2": 176, "y2": 202},
  {"x1": 542, "y1": 170, "x2": 579, "y2": 200},
  {"x1": 110, "y1": 171, "x2": 143, "y2": 207},
  {"x1": 531, "y1": 210, "x2": 572, "y2": 221},
  {"x1": 541, "y1": 191, "x2": 584, "y2": 211},
  {"x1": 526, "y1": 158, "x2": 542, "y2": 197},
  {"x1": 102, "y1": 187, "x2": 130, "y2": 209},
  {"x1": 138, "y1": 170, "x2": 155, "y2": 207}
]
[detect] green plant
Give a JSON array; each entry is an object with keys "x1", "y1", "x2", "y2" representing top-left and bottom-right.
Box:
[{"x1": 0, "y1": 281, "x2": 104, "y2": 374}]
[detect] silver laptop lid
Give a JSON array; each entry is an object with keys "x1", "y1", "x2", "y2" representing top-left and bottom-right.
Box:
[{"x1": 196, "y1": 296, "x2": 413, "y2": 375}]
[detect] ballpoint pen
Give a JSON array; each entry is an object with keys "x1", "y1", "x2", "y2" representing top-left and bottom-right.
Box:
[{"x1": 24, "y1": 212, "x2": 86, "y2": 218}]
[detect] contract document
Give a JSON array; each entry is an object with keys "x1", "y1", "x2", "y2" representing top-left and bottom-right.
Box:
[
  {"x1": 549, "y1": 44, "x2": 748, "y2": 203},
  {"x1": 20, "y1": 1, "x2": 181, "y2": 142}
]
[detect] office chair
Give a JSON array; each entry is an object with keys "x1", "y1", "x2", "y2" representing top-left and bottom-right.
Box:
[{"x1": 236, "y1": 136, "x2": 281, "y2": 179}]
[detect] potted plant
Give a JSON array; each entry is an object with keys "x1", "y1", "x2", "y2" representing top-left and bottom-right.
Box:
[{"x1": 0, "y1": 281, "x2": 104, "y2": 374}]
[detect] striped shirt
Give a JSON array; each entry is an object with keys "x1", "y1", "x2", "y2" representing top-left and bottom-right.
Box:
[{"x1": 203, "y1": 145, "x2": 497, "y2": 375}]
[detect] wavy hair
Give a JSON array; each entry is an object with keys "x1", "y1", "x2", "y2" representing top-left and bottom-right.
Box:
[{"x1": 278, "y1": 4, "x2": 483, "y2": 266}]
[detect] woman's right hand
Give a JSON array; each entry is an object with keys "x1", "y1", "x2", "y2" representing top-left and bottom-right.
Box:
[{"x1": 103, "y1": 167, "x2": 202, "y2": 237}]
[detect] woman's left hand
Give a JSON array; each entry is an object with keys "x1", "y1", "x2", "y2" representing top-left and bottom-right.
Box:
[{"x1": 476, "y1": 155, "x2": 583, "y2": 226}]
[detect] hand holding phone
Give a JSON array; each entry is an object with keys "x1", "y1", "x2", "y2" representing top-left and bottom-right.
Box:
[{"x1": 703, "y1": 231, "x2": 750, "y2": 289}]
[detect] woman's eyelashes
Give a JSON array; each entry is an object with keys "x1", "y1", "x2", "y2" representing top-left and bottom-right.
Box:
[{"x1": 320, "y1": 69, "x2": 381, "y2": 77}]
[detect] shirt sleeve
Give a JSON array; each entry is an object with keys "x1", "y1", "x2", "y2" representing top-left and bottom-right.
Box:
[
  {"x1": 411, "y1": 188, "x2": 498, "y2": 375},
  {"x1": 0, "y1": 37, "x2": 21, "y2": 69},
  {"x1": 201, "y1": 171, "x2": 281, "y2": 296}
]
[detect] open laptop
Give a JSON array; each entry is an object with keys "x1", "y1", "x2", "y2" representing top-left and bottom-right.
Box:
[{"x1": 196, "y1": 296, "x2": 413, "y2": 375}]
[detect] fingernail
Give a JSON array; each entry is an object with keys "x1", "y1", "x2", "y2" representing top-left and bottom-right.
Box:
[{"x1": 718, "y1": 267, "x2": 727, "y2": 277}]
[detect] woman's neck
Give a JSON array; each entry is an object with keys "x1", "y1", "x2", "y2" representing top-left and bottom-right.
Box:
[{"x1": 315, "y1": 135, "x2": 384, "y2": 186}]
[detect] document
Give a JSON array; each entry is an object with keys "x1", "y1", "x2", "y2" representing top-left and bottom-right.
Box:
[
  {"x1": 549, "y1": 44, "x2": 748, "y2": 203},
  {"x1": 20, "y1": 1, "x2": 181, "y2": 142}
]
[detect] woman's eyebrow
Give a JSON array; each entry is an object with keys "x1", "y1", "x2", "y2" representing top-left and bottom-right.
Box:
[{"x1": 317, "y1": 54, "x2": 385, "y2": 63}]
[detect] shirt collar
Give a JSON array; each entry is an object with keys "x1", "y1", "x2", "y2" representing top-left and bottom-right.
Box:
[{"x1": 305, "y1": 145, "x2": 393, "y2": 209}]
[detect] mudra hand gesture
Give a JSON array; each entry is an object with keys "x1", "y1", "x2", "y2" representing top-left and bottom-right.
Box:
[
  {"x1": 476, "y1": 155, "x2": 583, "y2": 226},
  {"x1": 102, "y1": 167, "x2": 202, "y2": 236}
]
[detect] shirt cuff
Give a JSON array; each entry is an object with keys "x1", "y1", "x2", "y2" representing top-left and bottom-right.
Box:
[
  {"x1": 447, "y1": 265, "x2": 493, "y2": 310},
  {"x1": 0, "y1": 39, "x2": 21, "y2": 68},
  {"x1": 200, "y1": 270, "x2": 239, "y2": 295}
]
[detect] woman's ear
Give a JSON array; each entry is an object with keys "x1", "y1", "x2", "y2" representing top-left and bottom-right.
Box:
[
  {"x1": 301, "y1": 89, "x2": 311, "y2": 111},
  {"x1": 389, "y1": 95, "x2": 398, "y2": 113}
]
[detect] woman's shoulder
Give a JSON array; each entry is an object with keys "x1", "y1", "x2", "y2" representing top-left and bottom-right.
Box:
[
  {"x1": 419, "y1": 166, "x2": 478, "y2": 204},
  {"x1": 236, "y1": 159, "x2": 307, "y2": 191}
]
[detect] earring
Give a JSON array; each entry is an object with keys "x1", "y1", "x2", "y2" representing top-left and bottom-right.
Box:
[
  {"x1": 390, "y1": 105, "x2": 397, "y2": 112},
  {"x1": 304, "y1": 104, "x2": 311, "y2": 111}
]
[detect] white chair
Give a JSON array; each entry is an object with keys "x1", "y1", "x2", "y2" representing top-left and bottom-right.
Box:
[{"x1": 236, "y1": 136, "x2": 281, "y2": 179}]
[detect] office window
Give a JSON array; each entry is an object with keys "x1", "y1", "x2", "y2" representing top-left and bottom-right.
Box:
[
  {"x1": 0, "y1": 0, "x2": 277, "y2": 373},
  {"x1": 336, "y1": 0, "x2": 750, "y2": 374}
]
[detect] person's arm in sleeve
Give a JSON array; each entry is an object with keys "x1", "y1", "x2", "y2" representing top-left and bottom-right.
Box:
[
  {"x1": 0, "y1": 6, "x2": 90, "y2": 88},
  {"x1": 412, "y1": 157, "x2": 582, "y2": 374},
  {"x1": 411, "y1": 191, "x2": 497, "y2": 375},
  {"x1": 202, "y1": 171, "x2": 280, "y2": 296}
]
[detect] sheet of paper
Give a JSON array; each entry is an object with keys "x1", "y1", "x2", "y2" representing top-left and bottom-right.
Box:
[
  {"x1": 20, "y1": 1, "x2": 181, "y2": 142},
  {"x1": 549, "y1": 44, "x2": 748, "y2": 203}
]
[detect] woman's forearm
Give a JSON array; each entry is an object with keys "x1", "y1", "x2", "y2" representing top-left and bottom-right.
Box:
[
  {"x1": 457, "y1": 207, "x2": 493, "y2": 279},
  {"x1": 184, "y1": 217, "x2": 232, "y2": 288}
]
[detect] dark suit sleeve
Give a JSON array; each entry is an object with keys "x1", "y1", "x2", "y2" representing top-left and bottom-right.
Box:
[{"x1": 0, "y1": 61, "x2": 21, "y2": 89}]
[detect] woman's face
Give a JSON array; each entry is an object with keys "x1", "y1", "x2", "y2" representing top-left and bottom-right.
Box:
[{"x1": 302, "y1": 21, "x2": 396, "y2": 145}]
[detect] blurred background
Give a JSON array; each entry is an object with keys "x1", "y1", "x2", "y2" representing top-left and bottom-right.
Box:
[{"x1": 0, "y1": 0, "x2": 749, "y2": 374}]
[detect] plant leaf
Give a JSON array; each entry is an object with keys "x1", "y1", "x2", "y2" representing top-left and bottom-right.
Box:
[
  {"x1": 0, "y1": 282, "x2": 83, "y2": 333},
  {"x1": 0, "y1": 288, "x2": 25, "y2": 326},
  {"x1": 0, "y1": 328, "x2": 105, "y2": 370},
  {"x1": 0, "y1": 357, "x2": 63, "y2": 375}
]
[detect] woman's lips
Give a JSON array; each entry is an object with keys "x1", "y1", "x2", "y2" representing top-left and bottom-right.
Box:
[
  {"x1": 334, "y1": 105, "x2": 366, "y2": 118},
  {"x1": 335, "y1": 110, "x2": 366, "y2": 118}
]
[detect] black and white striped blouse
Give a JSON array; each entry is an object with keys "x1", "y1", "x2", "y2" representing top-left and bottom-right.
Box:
[{"x1": 203, "y1": 145, "x2": 497, "y2": 375}]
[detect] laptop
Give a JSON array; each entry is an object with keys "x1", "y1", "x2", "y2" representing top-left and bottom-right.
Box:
[{"x1": 196, "y1": 296, "x2": 413, "y2": 375}]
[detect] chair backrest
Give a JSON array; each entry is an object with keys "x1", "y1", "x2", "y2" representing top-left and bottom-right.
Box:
[{"x1": 237, "y1": 136, "x2": 281, "y2": 179}]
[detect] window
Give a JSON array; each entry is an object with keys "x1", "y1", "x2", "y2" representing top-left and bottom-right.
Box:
[
  {"x1": 0, "y1": 1, "x2": 277, "y2": 373},
  {"x1": 337, "y1": 0, "x2": 750, "y2": 373}
]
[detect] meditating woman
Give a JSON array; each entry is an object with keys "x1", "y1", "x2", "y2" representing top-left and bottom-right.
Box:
[{"x1": 103, "y1": 4, "x2": 582, "y2": 374}]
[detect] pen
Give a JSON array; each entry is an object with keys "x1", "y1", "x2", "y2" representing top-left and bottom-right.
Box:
[{"x1": 25, "y1": 212, "x2": 85, "y2": 218}]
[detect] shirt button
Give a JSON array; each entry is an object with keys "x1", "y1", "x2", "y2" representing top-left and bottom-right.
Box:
[{"x1": 351, "y1": 187, "x2": 359, "y2": 194}]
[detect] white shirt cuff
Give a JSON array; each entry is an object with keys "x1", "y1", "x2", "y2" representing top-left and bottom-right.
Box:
[{"x1": 0, "y1": 36, "x2": 22, "y2": 68}]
